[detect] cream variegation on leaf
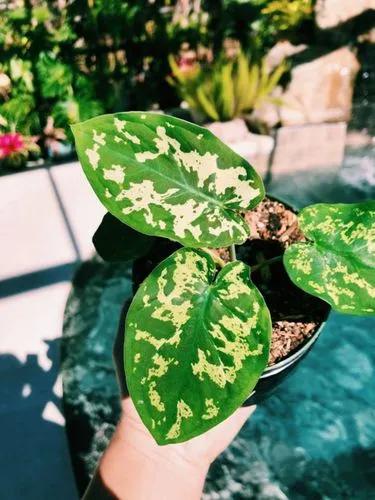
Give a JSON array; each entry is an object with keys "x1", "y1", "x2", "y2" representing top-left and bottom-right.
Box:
[
  {"x1": 71, "y1": 112, "x2": 264, "y2": 247},
  {"x1": 284, "y1": 202, "x2": 375, "y2": 315},
  {"x1": 124, "y1": 248, "x2": 271, "y2": 444}
]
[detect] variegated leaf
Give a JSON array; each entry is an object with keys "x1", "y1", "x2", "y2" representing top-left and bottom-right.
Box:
[
  {"x1": 125, "y1": 248, "x2": 271, "y2": 444},
  {"x1": 71, "y1": 112, "x2": 264, "y2": 247},
  {"x1": 284, "y1": 202, "x2": 375, "y2": 315}
]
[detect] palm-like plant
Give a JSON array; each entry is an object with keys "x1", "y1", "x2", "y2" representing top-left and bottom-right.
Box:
[{"x1": 168, "y1": 50, "x2": 287, "y2": 122}]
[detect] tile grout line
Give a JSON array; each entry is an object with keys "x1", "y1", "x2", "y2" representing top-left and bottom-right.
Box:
[{"x1": 46, "y1": 166, "x2": 82, "y2": 263}]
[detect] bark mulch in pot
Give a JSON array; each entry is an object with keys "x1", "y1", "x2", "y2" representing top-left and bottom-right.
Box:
[{"x1": 240, "y1": 197, "x2": 328, "y2": 366}]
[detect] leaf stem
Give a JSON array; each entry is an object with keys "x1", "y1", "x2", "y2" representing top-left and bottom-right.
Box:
[
  {"x1": 250, "y1": 254, "x2": 283, "y2": 273},
  {"x1": 229, "y1": 244, "x2": 237, "y2": 261},
  {"x1": 201, "y1": 248, "x2": 226, "y2": 268}
]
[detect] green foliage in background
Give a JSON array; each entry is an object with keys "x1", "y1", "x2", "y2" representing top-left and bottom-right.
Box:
[
  {"x1": 0, "y1": 58, "x2": 39, "y2": 134},
  {"x1": 0, "y1": 1, "x2": 104, "y2": 149},
  {"x1": 251, "y1": 0, "x2": 315, "y2": 48},
  {"x1": 261, "y1": 0, "x2": 313, "y2": 33},
  {"x1": 0, "y1": 0, "x2": 315, "y2": 160},
  {"x1": 168, "y1": 51, "x2": 287, "y2": 122},
  {"x1": 202, "y1": 0, "x2": 314, "y2": 51},
  {"x1": 0, "y1": 1, "x2": 181, "y2": 151}
]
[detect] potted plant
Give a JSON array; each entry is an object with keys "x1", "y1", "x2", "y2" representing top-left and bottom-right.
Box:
[
  {"x1": 0, "y1": 131, "x2": 40, "y2": 171},
  {"x1": 167, "y1": 48, "x2": 285, "y2": 173},
  {"x1": 167, "y1": 49, "x2": 286, "y2": 125},
  {"x1": 72, "y1": 111, "x2": 374, "y2": 445}
]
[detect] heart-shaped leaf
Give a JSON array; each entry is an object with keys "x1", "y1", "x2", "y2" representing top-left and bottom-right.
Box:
[
  {"x1": 71, "y1": 112, "x2": 264, "y2": 247},
  {"x1": 124, "y1": 248, "x2": 271, "y2": 444},
  {"x1": 93, "y1": 212, "x2": 155, "y2": 262},
  {"x1": 284, "y1": 202, "x2": 375, "y2": 315}
]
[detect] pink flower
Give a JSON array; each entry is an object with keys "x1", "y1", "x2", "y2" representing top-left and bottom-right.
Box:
[
  {"x1": 0, "y1": 133, "x2": 25, "y2": 158},
  {"x1": 177, "y1": 51, "x2": 198, "y2": 74}
]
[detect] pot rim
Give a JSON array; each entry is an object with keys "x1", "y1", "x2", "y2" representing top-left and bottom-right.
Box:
[{"x1": 260, "y1": 312, "x2": 329, "y2": 379}]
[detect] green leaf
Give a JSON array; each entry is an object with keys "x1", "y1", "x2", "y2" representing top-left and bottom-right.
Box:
[
  {"x1": 125, "y1": 247, "x2": 271, "y2": 444},
  {"x1": 245, "y1": 63, "x2": 259, "y2": 110},
  {"x1": 264, "y1": 60, "x2": 287, "y2": 96},
  {"x1": 218, "y1": 61, "x2": 235, "y2": 121},
  {"x1": 233, "y1": 52, "x2": 250, "y2": 115},
  {"x1": 93, "y1": 212, "x2": 155, "y2": 262},
  {"x1": 37, "y1": 52, "x2": 73, "y2": 99},
  {"x1": 196, "y1": 86, "x2": 220, "y2": 121},
  {"x1": 284, "y1": 202, "x2": 375, "y2": 315},
  {"x1": 72, "y1": 112, "x2": 264, "y2": 247}
]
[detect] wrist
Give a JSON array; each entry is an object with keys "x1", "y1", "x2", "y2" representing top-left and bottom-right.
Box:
[
  {"x1": 98, "y1": 410, "x2": 208, "y2": 499},
  {"x1": 118, "y1": 408, "x2": 210, "y2": 471}
]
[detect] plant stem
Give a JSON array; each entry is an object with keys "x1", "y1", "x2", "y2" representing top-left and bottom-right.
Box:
[
  {"x1": 229, "y1": 244, "x2": 237, "y2": 261},
  {"x1": 201, "y1": 248, "x2": 226, "y2": 268},
  {"x1": 250, "y1": 254, "x2": 283, "y2": 273}
]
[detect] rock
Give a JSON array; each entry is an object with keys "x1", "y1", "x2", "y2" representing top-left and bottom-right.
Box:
[
  {"x1": 258, "y1": 483, "x2": 288, "y2": 500},
  {"x1": 315, "y1": 0, "x2": 375, "y2": 29},
  {"x1": 280, "y1": 47, "x2": 360, "y2": 126},
  {"x1": 205, "y1": 118, "x2": 250, "y2": 143},
  {"x1": 266, "y1": 41, "x2": 307, "y2": 69},
  {"x1": 251, "y1": 86, "x2": 283, "y2": 130},
  {"x1": 230, "y1": 135, "x2": 274, "y2": 174},
  {"x1": 253, "y1": 42, "x2": 307, "y2": 130},
  {"x1": 358, "y1": 27, "x2": 375, "y2": 43},
  {"x1": 205, "y1": 118, "x2": 274, "y2": 176},
  {"x1": 271, "y1": 122, "x2": 347, "y2": 174},
  {"x1": 346, "y1": 131, "x2": 374, "y2": 148}
]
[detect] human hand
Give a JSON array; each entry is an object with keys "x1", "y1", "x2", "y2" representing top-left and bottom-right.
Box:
[
  {"x1": 84, "y1": 301, "x2": 255, "y2": 500},
  {"x1": 113, "y1": 301, "x2": 255, "y2": 465}
]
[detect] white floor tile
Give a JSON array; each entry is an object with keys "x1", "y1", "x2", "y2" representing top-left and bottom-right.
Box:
[
  {"x1": 50, "y1": 162, "x2": 106, "y2": 261},
  {"x1": 0, "y1": 169, "x2": 76, "y2": 281},
  {"x1": 0, "y1": 282, "x2": 78, "y2": 499}
]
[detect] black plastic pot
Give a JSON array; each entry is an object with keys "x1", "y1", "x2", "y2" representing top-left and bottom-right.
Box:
[{"x1": 242, "y1": 315, "x2": 329, "y2": 406}]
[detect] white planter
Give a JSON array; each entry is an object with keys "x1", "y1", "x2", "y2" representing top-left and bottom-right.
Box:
[
  {"x1": 271, "y1": 122, "x2": 347, "y2": 175},
  {"x1": 205, "y1": 118, "x2": 274, "y2": 178}
]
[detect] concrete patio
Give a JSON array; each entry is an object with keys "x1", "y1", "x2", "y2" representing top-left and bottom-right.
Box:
[{"x1": 0, "y1": 162, "x2": 105, "y2": 499}]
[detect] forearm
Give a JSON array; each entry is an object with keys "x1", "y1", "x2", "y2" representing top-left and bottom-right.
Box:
[{"x1": 83, "y1": 415, "x2": 208, "y2": 500}]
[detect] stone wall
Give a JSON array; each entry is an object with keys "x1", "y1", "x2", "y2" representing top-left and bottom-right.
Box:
[
  {"x1": 315, "y1": 0, "x2": 375, "y2": 29},
  {"x1": 280, "y1": 47, "x2": 360, "y2": 126}
]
